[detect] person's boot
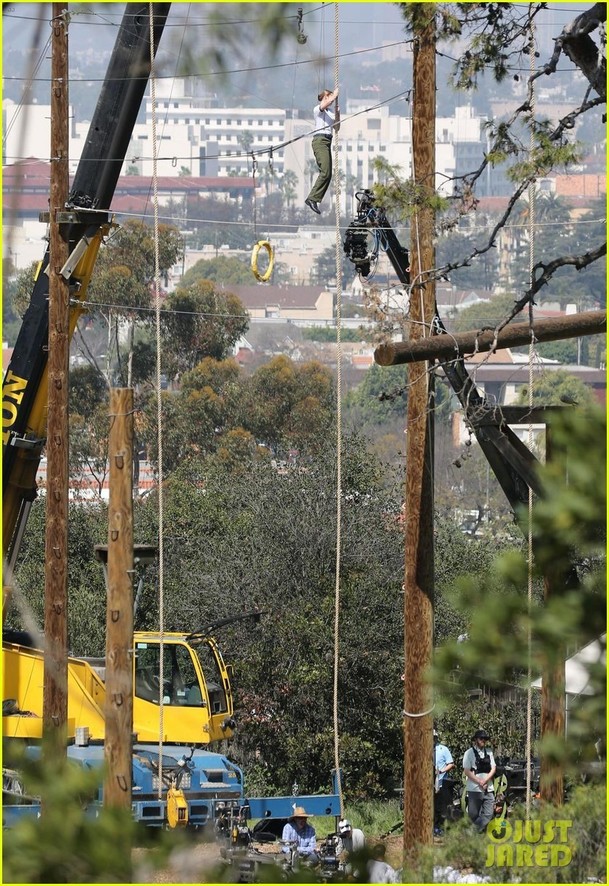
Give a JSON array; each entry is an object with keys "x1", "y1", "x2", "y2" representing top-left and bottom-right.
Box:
[{"x1": 305, "y1": 198, "x2": 320, "y2": 214}]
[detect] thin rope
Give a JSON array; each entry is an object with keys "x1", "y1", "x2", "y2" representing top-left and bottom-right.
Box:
[
  {"x1": 525, "y1": 19, "x2": 536, "y2": 820},
  {"x1": 149, "y1": 2, "x2": 165, "y2": 800},
  {"x1": 331, "y1": 1, "x2": 344, "y2": 821}
]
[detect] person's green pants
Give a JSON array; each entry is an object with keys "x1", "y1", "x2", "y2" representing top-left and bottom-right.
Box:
[{"x1": 307, "y1": 136, "x2": 333, "y2": 204}]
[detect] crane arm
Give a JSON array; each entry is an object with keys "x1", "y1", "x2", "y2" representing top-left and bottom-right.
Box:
[{"x1": 2, "y1": 3, "x2": 171, "y2": 592}]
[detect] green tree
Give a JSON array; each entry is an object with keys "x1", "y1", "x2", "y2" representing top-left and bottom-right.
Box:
[
  {"x1": 517, "y1": 368, "x2": 596, "y2": 408},
  {"x1": 311, "y1": 245, "x2": 351, "y2": 289},
  {"x1": 279, "y1": 169, "x2": 298, "y2": 209},
  {"x1": 162, "y1": 279, "x2": 249, "y2": 374},
  {"x1": 238, "y1": 355, "x2": 334, "y2": 455},
  {"x1": 86, "y1": 218, "x2": 182, "y2": 384},
  {"x1": 434, "y1": 405, "x2": 606, "y2": 772},
  {"x1": 182, "y1": 255, "x2": 253, "y2": 287}
]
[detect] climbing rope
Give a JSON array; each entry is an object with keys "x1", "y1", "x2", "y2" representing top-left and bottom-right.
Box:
[
  {"x1": 149, "y1": 2, "x2": 165, "y2": 799},
  {"x1": 331, "y1": 1, "x2": 344, "y2": 821},
  {"x1": 525, "y1": 20, "x2": 536, "y2": 820}
]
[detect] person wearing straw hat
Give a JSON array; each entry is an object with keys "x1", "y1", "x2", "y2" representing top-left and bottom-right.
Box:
[{"x1": 281, "y1": 806, "x2": 319, "y2": 862}]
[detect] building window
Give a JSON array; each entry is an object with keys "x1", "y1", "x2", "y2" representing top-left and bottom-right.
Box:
[{"x1": 367, "y1": 118, "x2": 381, "y2": 130}]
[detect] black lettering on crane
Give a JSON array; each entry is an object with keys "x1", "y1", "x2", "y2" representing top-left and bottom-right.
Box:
[{"x1": 2, "y1": 371, "x2": 27, "y2": 446}]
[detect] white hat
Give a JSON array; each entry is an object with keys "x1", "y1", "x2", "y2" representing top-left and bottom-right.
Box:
[{"x1": 338, "y1": 819, "x2": 352, "y2": 834}]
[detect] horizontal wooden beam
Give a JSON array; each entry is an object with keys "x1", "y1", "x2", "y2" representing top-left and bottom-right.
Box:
[{"x1": 374, "y1": 310, "x2": 606, "y2": 366}]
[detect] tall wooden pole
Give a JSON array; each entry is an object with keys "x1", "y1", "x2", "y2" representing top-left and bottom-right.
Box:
[
  {"x1": 538, "y1": 426, "x2": 566, "y2": 805},
  {"x1": 104, "y1": 388, "x2": 134, "y2": 816},
  {"x1": 42, "y1": 2, "x2": 70, "y2": 761},
  {"x1": 403, "y1": 3, "x2": 436, "y2": 866}
]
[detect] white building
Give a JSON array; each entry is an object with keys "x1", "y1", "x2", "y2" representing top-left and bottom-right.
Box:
[{"x1": 123, "y1": 78, "x2": 287, "y2": 179}]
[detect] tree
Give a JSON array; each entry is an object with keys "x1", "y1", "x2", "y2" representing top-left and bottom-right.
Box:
[
  {"x1": 371, "y1": 4, "x2": 606, "y2": 342},
  {"x1": 517, "y1": 368, "x2": 596, "y2": 409},
  {"x1": 85, "y1": 218, "x2": 182, "y2": 384},
  {"x1": 311, "y1": 246, "x2": 351, "y2": 289},
  {"x1": 433, "y1": 405, "x2": 606, "y2": 772},
  {"x1": 279, "y1": 169, "x2": 298, "y2": 210},
  {"x1": 161, "y1": 279, "x2": 249, "y2": 375},
  {"x1": 182, "y1": 255, "x2": 253, "y2": 287},
  {"x1": 238, "y1": 355, "x2": 334, "y2": 456}
]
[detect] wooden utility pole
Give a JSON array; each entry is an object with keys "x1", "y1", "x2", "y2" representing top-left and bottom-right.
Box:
[
  {"x1": 539, "y1": 425, "x2": 567, "y2": 806},
  {"x1": 42, "y1": 2, "x2": 70, "y2": 761},
  {"x1": 104, "y1": 388, "x2": 135, "y2": 812},
  {"x1": 403, "y1": 3, "x2": 436, "y2": 864},
  {"x1": 375, "y1": 310, "x2": 606, "y2": 366}
]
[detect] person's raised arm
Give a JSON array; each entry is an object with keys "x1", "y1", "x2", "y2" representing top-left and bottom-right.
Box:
[{"x1": 320, "y1": 87, "x2": 339, "y2": 111}]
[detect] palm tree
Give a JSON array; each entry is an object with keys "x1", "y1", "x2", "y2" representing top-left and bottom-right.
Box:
[
  {"x1": 306, "y1": 158, "x2": 319, "y2": 188},
  {"x1": 280, "y1": 170, "x2": 298, "y2": 209}
]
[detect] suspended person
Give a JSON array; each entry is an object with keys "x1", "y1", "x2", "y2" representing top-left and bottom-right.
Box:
[{"x1": 305, "y1": 87, "x2": 340, "y2": 214}]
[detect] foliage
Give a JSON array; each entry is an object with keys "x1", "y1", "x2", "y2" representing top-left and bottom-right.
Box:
[
  {"x1": 137, "y1": 355, "x2": 336, "y2": 473},
  {"x1": 2, "y1": 758, "x2": 134, "y2": 882},
  {"x1": 162, "y1": 279, "x2": 249, "y2": 373},
  {"x1": 2, "y1": 275, "x2": 22, "y2": 344},
  {"x1": 428, "y1": 782, "x2": 606, "y2": 884},
  {"x1": 182, "y1": 255, "x2": 254, "y2": 287},
  {"x1": 237, "y1": 356, "x2": 335, "y2": 455},
  {"x1": 87, "y1": 219, "x2": 182, "y2": 314},
  {"x1": 6, "y1": 498, "x2": 108, "y2": 656},
  {"x1": 301, "y1": 326, "x2": 373, "y2": 344},
  {"x1": 449, "y1": 292, "x2": 525, "y2": 333},
  {"x1": 344, "y1": 363, "x2": 409, "y2": 428},
  {"x1": 69, "y1": 364, "x2": 108, "y2": 417},
  {"x1": 10, "y1": 261, "x2": 38, "y2": 318},
  {"x1": 433, "y1": 405, "x2": 606, "y2": 772},
  {"x1": 517, "y1": 368, "x2": 596, "y2": 408},
  {"x1": 311, "y1": 246, "x2": 352, "y2": 289}
]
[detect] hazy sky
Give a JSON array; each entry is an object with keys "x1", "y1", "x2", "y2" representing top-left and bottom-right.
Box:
[{"x1": 1, "y1": 3, "x2": 594, "y2": 118}]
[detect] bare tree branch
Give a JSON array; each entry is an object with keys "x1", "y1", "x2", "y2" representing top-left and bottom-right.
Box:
[{"x1": 531, "y1": 2, "x2": 607, "y2": 100}]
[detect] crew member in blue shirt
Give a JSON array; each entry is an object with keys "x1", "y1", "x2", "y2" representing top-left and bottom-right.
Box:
[
  {"x1": 281, "y1": 806, "x2": 319, "y2": 863},
  {"x1": 434, "y1": 729, "x2": 455, "y2": 836}
]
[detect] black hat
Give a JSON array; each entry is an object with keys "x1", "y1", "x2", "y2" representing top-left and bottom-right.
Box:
[{"x1": 473, "y1": 729, "x2": 490, "y2": 740}]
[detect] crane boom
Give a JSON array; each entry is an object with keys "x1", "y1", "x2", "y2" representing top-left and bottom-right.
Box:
[{"x1": 2, "y1": 3, "x2": 171, "y2": 583}]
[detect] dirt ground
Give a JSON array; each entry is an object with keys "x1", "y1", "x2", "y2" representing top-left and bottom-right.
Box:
[
  {"x1": 133, "y1": 832, "x2": 407, "y2": 884},
  {"x1": 133, "y1": 841, "x2": 223, "y2": 884}
]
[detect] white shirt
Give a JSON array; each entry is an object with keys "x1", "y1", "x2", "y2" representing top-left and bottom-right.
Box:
[
  {"x1": 337, "y1": 827, "x2": 365, "y2": 855},
  {"x1": 367, "y1": 860, "x2": 400, "y2": 883},
  {"x1": 313, "y1": 103, "x2": 335, "y2": 137}
]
